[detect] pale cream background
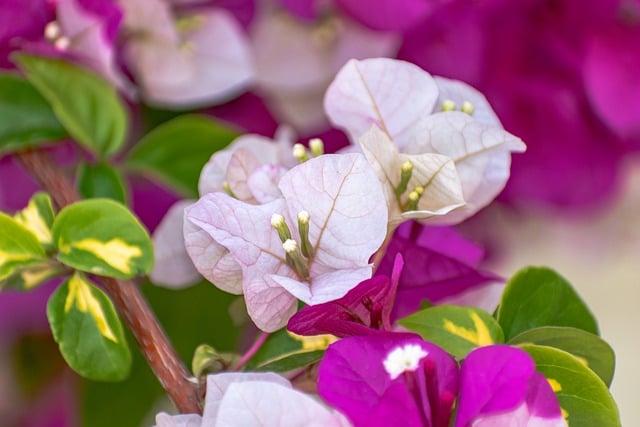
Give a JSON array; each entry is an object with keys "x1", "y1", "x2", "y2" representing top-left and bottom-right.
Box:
[{"x1": 489, "y1": 157, "x2": 640, "y2": 426}]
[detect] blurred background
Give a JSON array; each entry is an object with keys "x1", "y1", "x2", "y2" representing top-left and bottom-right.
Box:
[{"x1": 1, "y1": 0, "x2": 639, "y2": 425}]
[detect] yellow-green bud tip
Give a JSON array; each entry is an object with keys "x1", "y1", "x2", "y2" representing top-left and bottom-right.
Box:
[
  {"x1": 413, "y1": 186, "x2": 424, "y2": 196},
  {"x1": 293, "y1": 143, "x2": 308, "y2": 161},
  {"x1": 441, "y1": 99, "x2": 456, "y2": 112},
  {"x1": 401, "y1": 161, "x2": 413, "y2": 173},
  {"x1": 309, "y1": 138, "x2": 324, "y2": 157},
  {"x1": 408, "y1": 191, "x2": 420, "y2": 202},
  {"x1": 461, "y1": 101, "x2": 475, "y2": 115}
]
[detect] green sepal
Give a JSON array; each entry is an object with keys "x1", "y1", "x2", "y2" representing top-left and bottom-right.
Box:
[
  {"x1": 192, "y1": 344, "x2": 238, "y2": 378},
  {"x1": 399, "y1": 305, "x2": 504, "y2": 358},
  {"x1": 47, "y1": 272, "x2": 132, "y2": 381},
  {"x1": 0, "y1": 211, "x2": 46, "y2": 282},
  {"x1": 52, "y1": 199, "x2": 153, "y2": 279},
  {"x1": 523, "y1": 344, "x2": 621, "y2": 427},
  {"x1": 509, "y1": 326, "x2": 615, "y2": 386},
  {"x1": 126, "y1": 115, "x2": 237, "y2": 197},
  {"x1": 497, "y1": 267, "x2": 598, "y2": 340},
  {"x1": 14, "y1": 54, "x2": 128, "y2": 158},
  {"x1": 0, "y1": 72, "x2": 66, "y2": 154},
  {"x1": 77, "y1": 162, "x2": 128, "y2": 204},
  {"x1": 13, "y1": 192, "x2": 55, "y2": 248}
]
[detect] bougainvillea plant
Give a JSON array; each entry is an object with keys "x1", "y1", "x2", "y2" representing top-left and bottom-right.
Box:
[{"x1": 0, "y1": 1, "x2": 626, "y2": 426}]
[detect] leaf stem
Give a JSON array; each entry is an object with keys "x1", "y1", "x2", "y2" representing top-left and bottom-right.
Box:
[
  {"x1": 231, "y1": 332, "x2": 270, "y2": 371},
  {"x1": 16, "y1": 149, "x2": 203, "y2": 414}
]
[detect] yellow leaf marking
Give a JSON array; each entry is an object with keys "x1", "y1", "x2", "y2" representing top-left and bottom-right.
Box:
[
  {"x1": 71, "y1": 238, "x2": 142, "y2": 275},
  {"x1": 64, "y1": 274, "x2": 118, "y2": 343},
  {"x1": 15, "y1": 201, "x2": 51, "y2": 244},
  {"x1": 287, "y1": 331, "x2": 338, "y2": 351},
  {"x1": 547, "y1": 378, "x2": 562, "y2": 392},
  {"x1": 443, "y1": 311, "x2": 494, "y2": 346},
  {"x1": 21, "y1": 266, "x2": 53, "y2": 289},
  {"x1": 547, "y1": 378, "x2": 569, "y2": 420},
  {"x1": 0, "y1": 252, "x2": 32, "y2": 266}
]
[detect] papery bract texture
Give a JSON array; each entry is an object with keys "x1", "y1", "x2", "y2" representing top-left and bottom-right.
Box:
[
  {"x1": 156, "y1": 372, "x2": 351, "y2": 427},
  {"x1": 186, "y1": 153, "x2": 387, "y2": 331},
  {"x1": 358, "y1": 125, "x2": 464, "y2": 225},
  {"x1": 403, "y1": 112, "x2": 525, "y2": 223},
  {"x1": 325, "y1": 58, "x2": 438, "y2": 148},
  {"x1": 454, "y1": 346, "x2": 566, "y2": 427},
  {"x1": 318, "y1": 334, "x2": 458, "y2": 427}
]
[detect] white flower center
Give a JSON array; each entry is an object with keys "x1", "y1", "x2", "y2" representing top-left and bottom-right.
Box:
[{"x1": 383, "y1": 344, "x2": 428, "y2": 380}]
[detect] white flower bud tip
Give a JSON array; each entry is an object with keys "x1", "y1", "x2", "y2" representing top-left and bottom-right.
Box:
[
  {"x1": 283, "y1": 239, "x2": 299, "y2": 253},
  {"x1": 54, "y1": 37, "x2": 70, "y2": 51},
  {"x1": 383, "y1": 344, "x2": 428, "y2": 380},
  {"x1": 44, "y1": 22, "x2": 61, "y2": 41},
  {"x1": 297, "y1": 210, "x2": 310, "y2": 224},
  {"x1": 271, "y1": 213, "x2": 286, "y2": 228},
  {"x1": 309, "y1": 138, "x2": 324, "y2": 157}
]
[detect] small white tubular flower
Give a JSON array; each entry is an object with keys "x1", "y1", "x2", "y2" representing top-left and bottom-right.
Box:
[{"x1": 383, "y1": 344, "x2": 428, "y2": 380}]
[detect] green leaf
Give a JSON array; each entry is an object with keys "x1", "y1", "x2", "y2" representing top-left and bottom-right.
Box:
[
  {"x1": 126, "y1": 115, "x2": 238, "y2": 197},
  {"x1": 77, "y1": 162, "x2": 127, "y2": 204},
  {"x1": 3, "y1": 260, "x2": 65, "y2": 291},
  {"x1": 497, "y1": 267, "x2": 598, "y2": 340},
  {"x1": 14, "y1": 54, "x2": 128, "y2": 157},
  {"x1": 81, "y1": 280, "x2": 239, "y2": 427},
  {"x1": 399, "y1": 305, "x2": 504, "y2": 358},
  {"x1": 13, "y1": 192, "x2": 55, "y2": 247},
  {"x1": 523, "y1": 344, "x2": 621, "y2": 427},
  {"x1": 254, "y1": 350, "x2": 325, "y2": 372},
  {"x1": 52, "y1": 199, "x2": 153, "y2": 279},
  {"x1": 0, "y1": 212, "x2": 46, "y2": 282},
  {"x1": 509, "y1": 326, "x2": 615, "y2": 386},
  {"x1": 246, "y1": 329, "x2": 334, "y2": 372},
  {"x1": 0, "y1": 72, "x2": 66, "y2": 154},
  {"x1": 47, "y1": 272, "x2": 131, "y2": 381}
]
